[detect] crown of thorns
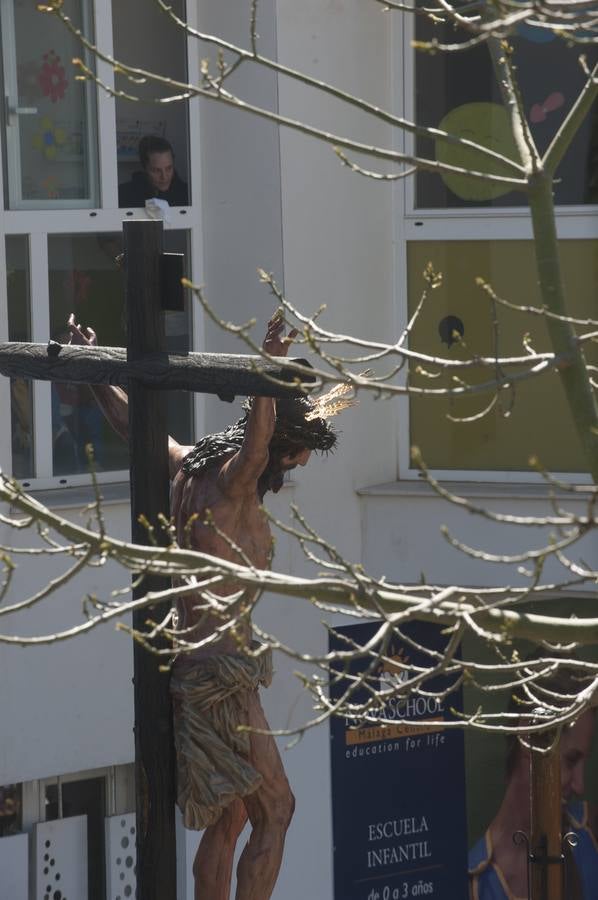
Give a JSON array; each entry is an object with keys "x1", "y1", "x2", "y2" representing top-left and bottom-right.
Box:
[{"x1": 181, "y1": 384, "x2": 356, "y2": 477}]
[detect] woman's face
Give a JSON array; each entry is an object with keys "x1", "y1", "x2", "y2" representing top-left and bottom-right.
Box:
[{"x1": 560, "y1": 710, "x2": 595, "y2": 802}]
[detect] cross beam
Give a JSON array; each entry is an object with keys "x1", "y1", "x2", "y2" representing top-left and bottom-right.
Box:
[
  {"x1": 0, "y1": 343, "x2": 315, "y2": 402},
  {"x1": 2, "y1": 219, "x2": 312, "y2": 899}
]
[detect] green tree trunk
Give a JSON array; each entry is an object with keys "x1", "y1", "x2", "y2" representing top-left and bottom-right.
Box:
[{"x1": 527, "y1": 173, "x2": 598, "y2": 482}]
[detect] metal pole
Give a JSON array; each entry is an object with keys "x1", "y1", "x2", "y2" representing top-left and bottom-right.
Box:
[{"x1": 530, "y1": 737, "x2": 563, "y2": 900}]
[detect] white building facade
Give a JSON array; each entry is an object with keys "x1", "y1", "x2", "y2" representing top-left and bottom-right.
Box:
[{"x1": 1, "y1": 1, "x2": 597, "y2": 898}]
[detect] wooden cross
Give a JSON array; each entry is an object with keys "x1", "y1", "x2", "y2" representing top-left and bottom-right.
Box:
[{"x1": 0, "y1": 219, "x2": 313, "y2": 900}]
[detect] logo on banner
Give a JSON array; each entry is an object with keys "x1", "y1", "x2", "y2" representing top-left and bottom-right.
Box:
[{"x1": 343, "y1": 649, "x2": 446, "y2": 751}]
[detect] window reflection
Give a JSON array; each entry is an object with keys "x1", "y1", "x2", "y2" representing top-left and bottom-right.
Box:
[
  {"x1": 49, "y1": 233, "x2": 125, "y2": 475},
  {"x1": 48, "y1": 231, "x2": 193, "y2": 477},
  {"x1": 163, "y1": 232, "x2": 194, "y2": 447},
  {"x1": 6, "y1": 236, "x2": 34, "y2": 479},
  {"x1": 414, "y1": 20, "x2": 598, "y2": 208},
  {"x1": 113, "y1": 0, "x2": 190, "y2": 209}
]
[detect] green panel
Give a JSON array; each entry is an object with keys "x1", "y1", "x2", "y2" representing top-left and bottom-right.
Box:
[{"x1": 407, "y1": 240, "x2": 598, "y2": 472}]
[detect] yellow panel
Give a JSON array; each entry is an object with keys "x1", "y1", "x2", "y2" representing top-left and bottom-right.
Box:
[{"x1": 407, "y1": 241, "x2": 598, "y2": 472}]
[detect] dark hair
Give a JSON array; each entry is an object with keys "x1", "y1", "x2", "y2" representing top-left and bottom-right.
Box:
[
  {"x1": 138, "y1": 135, "x2": 174, "y2": 168},
  {"x1": 181, "y1": 399, "x2": 337, "y2": 478},
  {"x1": 269, "y1": 397, "x2": 337, "y2": 456}
]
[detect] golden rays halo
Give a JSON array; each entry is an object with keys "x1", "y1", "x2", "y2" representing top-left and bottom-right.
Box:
[{"x1": 305, "y1": 371, "x2": 371, "y2": 421}]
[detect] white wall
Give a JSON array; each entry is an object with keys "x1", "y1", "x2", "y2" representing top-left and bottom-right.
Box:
[
  {"x1": 359, "y1": 481, "x2": 598, "y2": 587},
  {"x1": 197, "y1": 0, "x2": 286, "y2": 435},
  {"x1": 0, "y1": 496, "x2": 135, "y2": 784}
]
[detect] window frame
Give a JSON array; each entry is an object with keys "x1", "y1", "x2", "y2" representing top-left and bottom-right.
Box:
[
  {"x1": 0, "y1": 0, "x2": 206, "y2": 492},
  {"x1": 1, "y1": 0, "x2": 101, "y2": 211},
  {"x1": 21, "y1": 764, "x2": 135, "y2": 828},
  {"x1": 393, "y1": 11, "x2": 598, "y2": 483}
]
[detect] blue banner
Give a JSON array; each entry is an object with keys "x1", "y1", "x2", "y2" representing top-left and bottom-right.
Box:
[{"x1": 329, "y1": 621, "x2": 468, "y2": 900}]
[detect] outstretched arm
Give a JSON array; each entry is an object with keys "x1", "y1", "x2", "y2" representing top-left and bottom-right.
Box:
[
  {"x1": 67, "y1": 314, "x2": 186, "y2": 477},
  {"x1": 67, "y1": 315, "x2": 129, "y2": 439},
  {"x1": 219, "y1": 314, "x2": 298, "y2": 497}
]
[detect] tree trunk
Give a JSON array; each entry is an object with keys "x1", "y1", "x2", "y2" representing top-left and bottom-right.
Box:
[
  {"x1": 527, "y1": 174, "x2": 598, "y2": 482},
  {"x1": 530, "y1": 743, "x2": 562, "y2": 900}
]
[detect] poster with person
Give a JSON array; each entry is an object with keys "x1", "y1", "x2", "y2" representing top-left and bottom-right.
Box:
[
  {"x1": 330, "y1": 615, "x2": 598, "y2": 900},
  {"x1": 463, "y1": 623, "x2": 598, "y2": 900}
]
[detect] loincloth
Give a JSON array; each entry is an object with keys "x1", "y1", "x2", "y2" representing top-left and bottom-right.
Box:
[{"x1": 170, "y1": 646, "x2": 273, "y2": 831}]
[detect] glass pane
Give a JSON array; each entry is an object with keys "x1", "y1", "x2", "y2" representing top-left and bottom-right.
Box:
[
  {"x1": 113, "y1": 0, "x2": 190, "y2": 208},
  {"x1": 48, "y1": 231, "x2": 193, "y2": 477},
  {"x1": 45, "y1": 777, "x2": 106, "y2": 900},
  {"x1": 0, "y1": 783, "x2": 22, "y2": 837},
  {"x1": 163, "y1": 231, "x2": 194, "y2": 445},
  {"x1": 414, "y1": 19, "x2": 598, "y2": 208},
  {"x1": 6, "y1": 235, "x2": 34, "y2": 479},
  {"x1": 1, "y1": 0, "x2": 98, "y2": 209},
  {"x1": 407, "y1": 240, "x2": 598, "y2": 472}
]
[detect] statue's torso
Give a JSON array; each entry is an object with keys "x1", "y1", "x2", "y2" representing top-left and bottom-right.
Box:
[{"x1": 170, "y1": 462, "x2": 272, "y2": 667}]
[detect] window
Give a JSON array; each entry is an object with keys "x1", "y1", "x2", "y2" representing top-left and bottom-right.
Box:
[
  {"x1": 6, "y1": 228, "x2": 195, "y2": 487},
  {"x1": 396, "y1": 14, "x2": 598, "y2": 479},
  {"x1": 1, "y1": 0, "x2": 99, "y2": 209},
  {"x1": 45, "y1": 776, "x2": 107, "y2": 900},
  {"x1": 0, "y1": 783, "x2": 22, "y2": 837},
  {"x1": 48, "y1": 232, "x2": 128, "y2": 476},
  {"x1": 0, "y1": 1, "x2": 200, "y2": 490},
  {"x1": 44, "y1": 229, "x2": 193, "y2": 481},
  {"x1": 412, "y1": 12, "x2": 598, "y2": 209},
  {"x1": 13, "y1": 765, "x2": 137, "y2": 900},
  {"x1": 407, "y1": 239, "x2": 598, "y2": 473},
  {"x1": 7, "y1": 235, "x2": 34, "y2": 479},
  {"x1": 112, "y1": 0, "x2": 190, "y2": 208}
]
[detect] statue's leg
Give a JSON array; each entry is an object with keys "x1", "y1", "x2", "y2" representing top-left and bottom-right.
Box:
[
  {"x1": 235, "y1": 690, "x2": 295, "y2": 900},
  {"x1": 193, "y1": 799, "x2": 248, "y2": 900}
]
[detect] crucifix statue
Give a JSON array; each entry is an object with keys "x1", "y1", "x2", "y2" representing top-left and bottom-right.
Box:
[
  {"x1": 67, "y1": 308, "x2": 346, "y2": 900},
  {"x1": 0, "y1": 218, "x2": 349, "y2": 900}
]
